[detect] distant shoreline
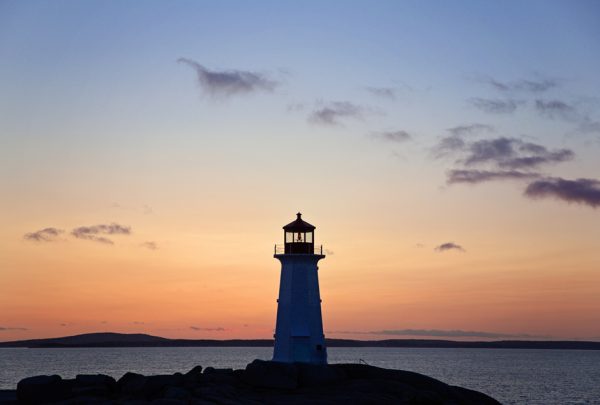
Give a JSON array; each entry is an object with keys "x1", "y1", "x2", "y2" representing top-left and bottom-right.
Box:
[{"x1": 1, "y1": 332, "x2": 599, "y2": 350}]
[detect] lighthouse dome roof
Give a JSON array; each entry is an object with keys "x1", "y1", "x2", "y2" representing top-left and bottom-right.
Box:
[{"x1": 283, "y1": 213, "x2": 316, "y2": 232}]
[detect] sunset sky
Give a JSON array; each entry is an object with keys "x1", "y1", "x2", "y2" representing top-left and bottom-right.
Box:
[{"x1": 1, "y1": 0, "x2": 600, "y2": 342}]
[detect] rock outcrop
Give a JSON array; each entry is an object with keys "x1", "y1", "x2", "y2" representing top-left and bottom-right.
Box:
[{"x1": 8, "y1": 360, "x2": 500, "y2": 404}]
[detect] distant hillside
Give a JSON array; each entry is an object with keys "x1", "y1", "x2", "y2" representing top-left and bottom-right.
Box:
[{"x1": 1, "y1": 332, "x2": 599, "y2": 350}]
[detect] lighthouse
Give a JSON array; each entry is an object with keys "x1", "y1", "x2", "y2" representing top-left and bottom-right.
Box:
[{"x1": 273, "y1": 213, "x2": 327, "y2": 364}]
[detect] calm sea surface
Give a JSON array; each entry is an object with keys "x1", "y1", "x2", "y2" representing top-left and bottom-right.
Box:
[{"x1": 1, "y1": 347, "x2": 599, "y2": 404}]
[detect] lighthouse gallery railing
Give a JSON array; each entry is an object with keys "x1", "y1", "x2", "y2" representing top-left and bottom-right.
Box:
[{"x1": 274, "y1": 244, "x2": 324, "y2": 255}]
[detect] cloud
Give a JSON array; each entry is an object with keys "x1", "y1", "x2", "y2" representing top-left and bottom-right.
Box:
[
  {"x1": 435, "y1": 242, "x2": 465, "y2": 252},
  {"x1": 577, "y1": 119, "x2": 600, "y2": 134},
  {"x1": 24, "y1": 227, "x2": 64, "y2": 242},
  {"x1": 0, "y1": 326, "x2": 28, "y2": 331},
  {"x1": 308, "y1": 101, "x2": 365, "y2": 126},
  {"x1": 372, "y1": 130, "x2": 412, "y2": 143},
  {"x1": 132, "y1": 321, "x2": 145, "y2": 325},
  {"x1": 432, "y1": 135, "x2": 467, "y2": 159},
  {"x1": 370, "y1": 329, "x2": 544, "y2": 338},
  {"x1": 141, "y1": 241, "x2": 158, "y2": 250},
  {"x1": 524, "y1": 177, "x2": 600, "y2": 208},
  {"x1": 447, "y1": 169, "x2": 540, "y2": 184},
  {"x1": 482, "y1": 77, "x2": 558, "y2": 93},
  {"x1": 71, "y1": 223, "x2": 131, "y2": 244},
  {"x1": 177, "y1": 58, "x2": 277, "y2": 97},
  {"x1": 331, "y1": 329, "x2": 544, "y2": 338},
  {"x1": 468, "y1": 98, "x2": 519, "y2": 114},
  {"x1": 190, "y1": 326, "x2": 226, "y2": 332},
  {"x1": 365, "y1": 87, "x2": 396, "y2": 100},
  {"x1": 535, "y1": 99, "x2": 578, "y2": 121},
  {"x1": 286, "y1": 102, "x2": 305, "y2": 112},
  {"x1": 447, "y1": 124, "x2": 494, "y2": 137},
  {"x1": 462, "y1": 138, "x2": 574, "y2": 169}
]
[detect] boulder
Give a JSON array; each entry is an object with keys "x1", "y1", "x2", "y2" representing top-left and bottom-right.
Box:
[
  {"x1": 143, "y1": 374, "x2": 185, "y2": 398},
  {"x1": 243, "y1": 360, "x2": 298, "y2": 390},
  {"x1": 185, "y1": 365, "x2": 203, "y2": 379},
  {"x1": 184, "y1": 365, "x2": 204, "y2": 387},
  {"x1": 117, "y1": 372, "x2": 147, "y2": 396},
  {"x1": 16, "y1": 375, "x2": 69, "y2": 404},
  {"x1": 73, "y1": 374, "x2": 116, "y2": 397},
  {"x1": 74, "y1": 374, "x2": 116, "y2": 389},
  {"x1": 296, "y1": 362, "x2": 347, "y2": 387},
  {"x1": 202, "y1": 368, "x2": 237, "y2": 385},
  {"x1": 162, "y1": 386, "x2": 190, "y2": 400},
  {"x1": 151, "y1": 399, "x2": 187, "y2": 405}
]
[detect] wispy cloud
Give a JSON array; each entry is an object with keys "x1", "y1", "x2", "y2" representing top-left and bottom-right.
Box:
[
  {"x1": 71, "y1": 223, "x2": 131, "y2": 245},
  {"x1": 432, "y1": 135, "x2": 466, "y2": 159},
  {"x1": 371, "y1": 329, "x2": 543, "y2": 338},
  {"x1": 331, "y1": 329, "x2": 544, "y2": 338},
  {"x1": 140, "y1": 241, "x2": 158, "y2": 250},
  {"x1": 577, "y1": 119, "x2": 600, "y2": 134},
  {"x1": 447, "y1": 124, "x2": 494, "y2": 137},
  {"x1": 447, "y1": 169, "x2": 540, "y2": 184},
  {"x1": 434, "y1": 242, "x2": 465, "y2": 252},
  {"x1": 372, "y1": 130, "x2": 412, "y2": 143},
  {"x1": 190, "y1": 326, "x2": 226, "y2": 332},
  {"x1": 462, "y1": 138, "x2": 574, "y2": 169},
  {"x1": 435, "y1": 135, "x2": 574, "y2": 171},
  {"x1": 308, "y1": 101, "x2": 365, "y2": 126},
  {"x1": 177, "y1": 58, "x2": 277, "y2": 97},
  {"x1": 524, "y1": 177, "x2": 600, "y2": 208},
  {"x1": 365, "y1": 86, "x2": 396, "y2": 100},
  {"x1": 24, "y1": 227, "x2": 64, "y2": 242},
  {"x1": 535, "y1": 99, "x2": 578, "y2": 121},
  {"x1": 481, "y1": 76, "x2": 558, "y2": 93},
  {"x1": 468, "y1": 98, "x2": 519, "y2": 114},
  {"x1": 0, "y1": 326, "x2": 28, "y2": 331}
]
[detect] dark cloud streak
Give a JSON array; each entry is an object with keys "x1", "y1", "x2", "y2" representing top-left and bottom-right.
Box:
[
  {"x1": 24, "y1": 227, "x2": 64, "y2": 242},
  {"x1": 447, "y1": 124, "x2": 494, "y2": 137},
  {"x1": 372, "y1": 130, "x2": 412, "y2": 143},
  {"x1": 482, "y1": 77, "x2": 558, "y2": 93},
  {"x1": 309, "y1": 101, "x2": 365, "y2": 126},
  {"x1": 463, "y1": 138, "x2": 574, "y2": 169},
  {"x1": 524, "y1": 177, "x2": 600, "y2": 208},
  {"x1": 447, "y1": 169, "x2": 540, "y2": 184},
  {"x1": 469, "y1": 98, "x2": 519, "y2": 114},
  {"x1": 435, "y1": 242, "x2": 465, "y2": 252},
  {"x1": 365, "y1": 87, "x2": 396, "y2": 100},
  {"x1": 190, "y1": 326, "x2": 226, "y2": 332},
  {"x1": 177, "y1": 58, "x2": 277, "y2": 97},
  {"x1": 71, "y1": 223, "x2": 131, "y2": 245},
  {"x1": 331, "y1": 329, "x2": 543, "y2": 338},
  {"x1": 535, "y1": 99, "x2": 577, "y2": 120}
]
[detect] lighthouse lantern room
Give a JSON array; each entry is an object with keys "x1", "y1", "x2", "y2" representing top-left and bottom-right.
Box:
[{"x1": 273, "y1": 213, "x2": 327, "y2": 364}]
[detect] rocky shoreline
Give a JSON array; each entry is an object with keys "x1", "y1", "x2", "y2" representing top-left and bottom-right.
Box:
[{"x1": 2, "y1": 359, "x2": 500, "y2": 404}]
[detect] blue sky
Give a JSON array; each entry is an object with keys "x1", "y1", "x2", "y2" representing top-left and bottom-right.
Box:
[{"x1": 1, "y1": 0, "x2": 600, "y2": 340}]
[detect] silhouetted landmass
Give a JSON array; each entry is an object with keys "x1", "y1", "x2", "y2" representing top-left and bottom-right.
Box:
[
  {"x1": 1, "y1": 332, "x2": 599, "y2": 350},
  {"x1": 6, "y1": 359, "x2": 500, "y2": 404}
]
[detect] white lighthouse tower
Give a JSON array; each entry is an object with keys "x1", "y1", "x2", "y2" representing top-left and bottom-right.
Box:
[{"x1": 273, "y1": 213, "x2": 327, "y2": 364}]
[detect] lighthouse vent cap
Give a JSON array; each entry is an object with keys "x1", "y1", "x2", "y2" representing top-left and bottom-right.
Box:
[{"x1": 283, "y1": 212, "x2": 316, "y2": 232}]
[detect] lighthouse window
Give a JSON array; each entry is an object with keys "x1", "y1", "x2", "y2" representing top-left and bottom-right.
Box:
[{"x1": 306, "y1": 233, "x2": 313, "y2": 243}]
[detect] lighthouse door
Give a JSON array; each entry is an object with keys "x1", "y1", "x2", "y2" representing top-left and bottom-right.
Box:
[{"x1": 292, "y1": 337, "x2": 311, "y2": 362}]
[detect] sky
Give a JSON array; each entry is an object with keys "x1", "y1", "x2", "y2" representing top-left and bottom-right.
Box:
[{"x1": 1, "y1": 0, "x2": 600, "y2": 342}]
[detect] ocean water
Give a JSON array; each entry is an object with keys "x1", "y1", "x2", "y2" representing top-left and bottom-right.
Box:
[{"x1": 1, "y1": 347, "x2": 599, "y2": 404}]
